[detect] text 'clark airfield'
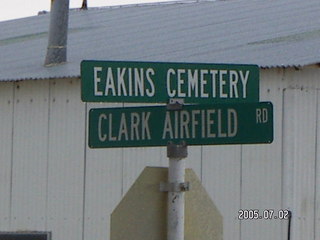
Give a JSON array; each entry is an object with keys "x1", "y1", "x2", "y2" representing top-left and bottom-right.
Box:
[
  {"x1": 88, "y1": 102, "x2": 273, "y2": 148},
  {"x1": 81, "y1": 61, "x2": 259, "y2": 103}
]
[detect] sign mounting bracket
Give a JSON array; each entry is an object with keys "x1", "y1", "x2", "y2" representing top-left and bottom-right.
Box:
[{"x1": 167, "y1": 98, "x2": 185, "y2": 110}]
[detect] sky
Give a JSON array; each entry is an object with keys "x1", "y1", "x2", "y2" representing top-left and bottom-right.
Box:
[{"x1": 0, "y1": 0, "x2": 175, "y2": 22}]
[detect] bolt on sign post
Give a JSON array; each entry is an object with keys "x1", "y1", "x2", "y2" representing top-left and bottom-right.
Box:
[{"x1": 81, "y1": 60, "x2": 260, "y2": 104}]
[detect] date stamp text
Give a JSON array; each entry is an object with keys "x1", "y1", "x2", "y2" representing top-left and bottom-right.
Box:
[{"x1": 238, "y1": 209, "x2": 290, "y2": 220}]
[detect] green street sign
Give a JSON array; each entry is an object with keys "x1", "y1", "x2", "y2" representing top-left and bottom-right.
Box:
[
  {"x1": 88, "y1": 102, "x2": 273, "y2": 148},
  {"x1": 81, "y1": 60, "x2": 259, "y2": 103}
]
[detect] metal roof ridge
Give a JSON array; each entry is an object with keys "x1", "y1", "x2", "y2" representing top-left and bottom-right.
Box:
[
  {"x1": 0, "y1": 75, "x2": 80, "y2": 82},
  {"x1": 3, "y1": 63, "x2": 319, "y2": 82},
  {"x1": 70, "y1": 0, "x2": 212, "y2": 11}
]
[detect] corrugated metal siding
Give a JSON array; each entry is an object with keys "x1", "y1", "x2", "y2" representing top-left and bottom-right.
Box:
[
  {"x1": 11, "y1": 80, "x2": 49, "y2": 230},
  {"x1": 240, "y1": 70, "x2": 284, "y2": 240},
  {"x1": 316, "y1": 91, "x2": 320, "y2": 240},
  {"x1": 83, "y1": 147, "x2": 122, "y2": 240},
  {"x1": 0, "y1": 67, "x2": 320, "y2": 240},
  {"x1": 202, "y1": 145, "x2": 241, "y2": 240},
  {"x1": 0, "y1": 82, "x2": 14, "y2": 230},
  {"x1": 84, "y1": 102, "x2": 123, "y2": 240},
  {"x1": 46, "y1": 79, "x2": 85, "y2": 240},
  {"x1": 282, "y1": 88, "x2": 317, "y2": 240}
]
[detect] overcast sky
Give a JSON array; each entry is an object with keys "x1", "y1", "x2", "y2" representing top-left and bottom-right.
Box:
[{"x1": 1, "y1": 0, "x2": 175, "y2": 22}]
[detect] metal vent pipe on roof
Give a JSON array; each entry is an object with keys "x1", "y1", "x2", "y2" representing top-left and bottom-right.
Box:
[{"x1": 44, "y1": 0, "x2": 70, "y2": 66}]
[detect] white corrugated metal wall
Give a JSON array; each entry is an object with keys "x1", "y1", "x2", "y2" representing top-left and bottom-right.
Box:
[{"x1": 0, "y1": 67, "x2": 319, "y2": 240}]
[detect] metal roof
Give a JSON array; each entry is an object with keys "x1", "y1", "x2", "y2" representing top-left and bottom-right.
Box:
[{"x1": 0, "y1": 0, "x2": 320, "y2": 81}]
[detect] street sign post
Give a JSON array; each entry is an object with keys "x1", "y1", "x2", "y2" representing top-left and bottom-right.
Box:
[
  {"x1": 81, "y1": 60, "x2": 259, "y2": 104},
  {"x1": 88, "y1": 102, "x2": 273, "y2": 148}
]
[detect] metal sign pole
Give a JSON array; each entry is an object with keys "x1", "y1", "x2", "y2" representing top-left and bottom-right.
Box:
[{"x1": 166, "y1": 142, "x2": 188, "y2": 240}]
